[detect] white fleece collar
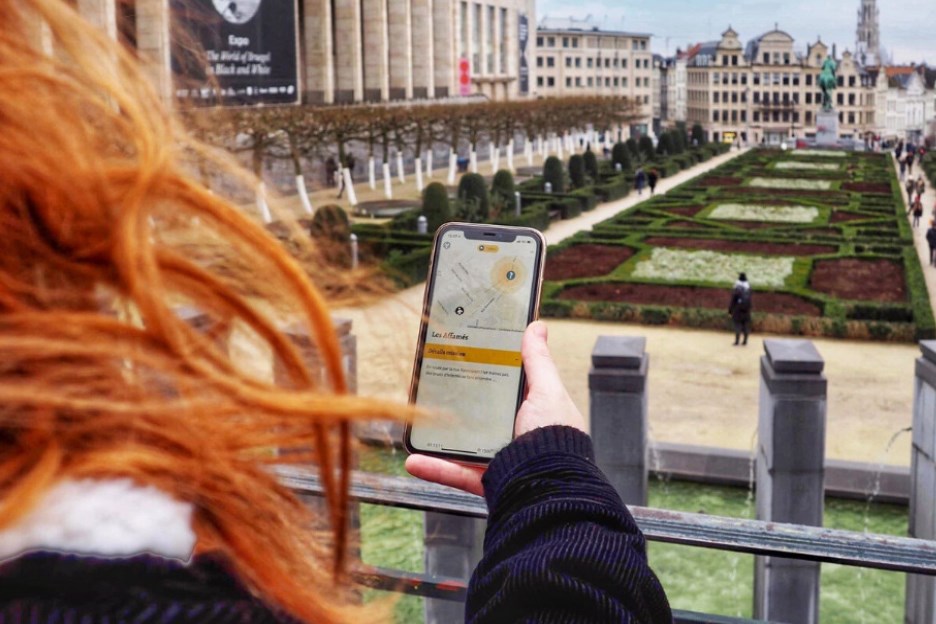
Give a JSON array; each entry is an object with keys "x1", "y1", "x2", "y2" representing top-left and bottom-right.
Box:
[{"x1": 0, "y1": 478, "x2": 196, "y2": 562}]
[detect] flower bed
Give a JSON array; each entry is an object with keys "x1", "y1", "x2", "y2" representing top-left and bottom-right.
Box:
[
  {"x1": 545, "y1": 244, "x2": 634, "y2": 280},
  {"x1": 792, "y1": 150, "x2": 848, "y2": 157},
  {"x1": 631, "y1": 248, "x2": 795, "y2": 288},
  {"x1": 749, "y1": 177, "x2": 833, "y2": 190},
  {"x1": 775, "y1": 162, "x2": 841, "y2": 171},
  {"x1": 708, "y1": 203, "x2": 820, "y2": 223}
]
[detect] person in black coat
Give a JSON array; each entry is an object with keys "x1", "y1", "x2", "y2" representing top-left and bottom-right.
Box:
[
  {"x1": 927, "y1": 221, "x2": 936, "y2": 266},
  {"x1": 728, "y1": 272, "x2": 753, "y2": 346}
]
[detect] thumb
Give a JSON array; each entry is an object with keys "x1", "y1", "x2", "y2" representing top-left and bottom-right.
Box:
[{"x1": 521, "y1": 321, "x2": 563, "y2": 392}]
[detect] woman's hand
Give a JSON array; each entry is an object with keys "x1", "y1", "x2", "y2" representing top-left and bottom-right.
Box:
[{"x1": 405, "y1": 321, "x2": 586, "y2": 496}]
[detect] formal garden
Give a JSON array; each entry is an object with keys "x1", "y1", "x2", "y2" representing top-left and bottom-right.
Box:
[{"x1": 541, "y1": 148, "x2": 934, "y2": 342}]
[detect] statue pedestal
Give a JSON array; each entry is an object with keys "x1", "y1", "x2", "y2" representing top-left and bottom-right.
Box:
[{"x1": 816, "y1": 110, "x2": 839, "y2": 147}]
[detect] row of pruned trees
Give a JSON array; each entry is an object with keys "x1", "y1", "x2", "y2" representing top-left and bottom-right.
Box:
[{"x1": 180, "y1": 97, "x2": 641, "y2": 213}]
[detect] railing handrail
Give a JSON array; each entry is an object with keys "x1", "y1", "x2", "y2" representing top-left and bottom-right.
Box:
[{"x1": 276, "y1": 465, "x2": 936, "y2": 576}]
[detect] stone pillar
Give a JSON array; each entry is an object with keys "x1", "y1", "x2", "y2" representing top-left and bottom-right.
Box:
[
  {"x1": 424, "y1": 513, "x2": 484, "y2": 624},
  {"x1": 77, "y1": 0, "x2": 117, "y2": 39},
  {"x1": 588, "y1": 336, "x2": 648, "y2": 505},
  {"x1": 432, "y1": 0, "x2": 454, "y2": 98},
  {"x1": 754, "y1": 339, "x2": 827, "y2": 624},
  {"x1": 411, "y1": 0, "x2": 434, "y2": 99},
  {"x1": 361, "y1": 0, "x2": 389, "y2": 102},
  {"x1": 906, "y1": 341, "x2": 936, "y2": 623},
  {"x1": 333, "y1": 0, "x2": 363, "y2": 103},
  {"x1": 387, "y1": 0, "x2": 413, "y2": 100},
  {"x1": 135, "y1": 0, "x2": 172, "y2": 102},
  {"x1": 303, "y1": 0, "x2": 334, "y2": 104}
]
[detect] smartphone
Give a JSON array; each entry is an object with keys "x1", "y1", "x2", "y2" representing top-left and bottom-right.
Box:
[{"x1": 404, "y1": 222, "x2": 546, "y2": 463}]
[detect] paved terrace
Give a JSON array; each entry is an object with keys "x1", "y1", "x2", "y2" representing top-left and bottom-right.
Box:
[{"x1": 332, "y1": 147, "x2": 921, "y2": 468}]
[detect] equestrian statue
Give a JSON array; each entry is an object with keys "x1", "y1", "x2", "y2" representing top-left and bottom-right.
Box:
[{"x1": 819, "y1": 56, "x2": 837, "y2": 112}]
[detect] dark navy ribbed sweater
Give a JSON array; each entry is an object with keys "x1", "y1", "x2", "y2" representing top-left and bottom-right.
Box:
[{"x1": 467, "y1": 426, "x2": 672, "y2": 623}]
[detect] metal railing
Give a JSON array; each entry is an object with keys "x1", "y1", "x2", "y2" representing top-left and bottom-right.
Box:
[{"x1": 277, "y1": 465, "x2": 936, "y2": 618}]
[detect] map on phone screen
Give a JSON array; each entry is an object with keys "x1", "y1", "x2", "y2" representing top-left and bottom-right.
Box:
[{"x1": 411, "y1": 228, "x2": 539, "y2": 459}]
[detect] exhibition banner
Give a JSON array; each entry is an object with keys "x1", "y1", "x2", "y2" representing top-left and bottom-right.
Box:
[{"x1": 171, "y1": 0, "x2": 299, "y2": 106}]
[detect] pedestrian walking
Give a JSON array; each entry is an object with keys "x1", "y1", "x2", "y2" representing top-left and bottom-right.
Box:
[
  {"x1": 899, "y1": 157, "x2": 907, "y2": 181},
  {"x1": 907, "y1": 152, "x2": 915, "y2": 176},
  {"x1": 906, "y1": 178, "x2": 917, "y2": 204},
  {"x1": 917, "y1": 175, "x2": 927, "y2": 203},
  {"x1": 911, "y1": 196, "x2": 924, "y2": 228},
  {"x1": 728, "y1": 273, "x2": 752, "y2": 346},
  {"x1": 325, "y1": 156, "x2": 337, "y2": 188},
  {"x1": 634, "y1": 167, "x2": 647, "y2": 196},
  {"x1": 926, "y1": 221, "x2": 936, "y2": 266},
  {"x1": 895, "y1": 140, "x2": 904, "y2": 161},
  {"x1": 647, "y1": 169, "x2": 659, "y2": 195}
]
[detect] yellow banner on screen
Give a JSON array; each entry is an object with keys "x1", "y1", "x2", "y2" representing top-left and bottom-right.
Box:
[{"x1": 423, "y1": 343, "x2": 521, "y2": 367}]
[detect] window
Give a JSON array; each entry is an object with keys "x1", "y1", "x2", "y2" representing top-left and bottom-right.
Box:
[
  {"x1": 783, "y1": 53, "x2": 790, "y2": 65},
  {"x1": 547, "y1": 57, "x2": 555, "y2": 67},
  {"x1": 713, "y1": 110, "x2": 719, "y2": 122},
  {"x1": 772, "y1": 73, "x2": 781, "y2": 85},
  {"x1": 837, "y1": 93, "x2": 843, "y2": 106},
  {"x1": 621, "y1": 58, "x2": 627, "y2": 68},
  {"x1": 805, "y1": 111, "x2": 812, "y2": 124},
  {"x1": 848, "y1": 112, "x2": 855, "y2": 124},
  {"x1": 714, "y1": 92, "x2": 720, "y2": 103},
  {"x1": 575, "y1": 57, "x2": 581, "y2": 68},
  {"x1": 613, "y1": 58, "x2": 619, "y2": 68},
  {"x1": 565, "y1": 57, "x2": 572, "y2": 67},
  {"x1": 741, "y1": 110, "x2": 747, "y2": 122},
  {"x1": 587, "y1": 77, "x2": 593, "y2": 87},
  {"x1": 731, "y1": 92, "x2": 738, "y2": 103},
  {"x1": 572, "y1": 38, "x2": 579, "y2": 48},
  {"x1": 754, "y1": 111, "x2": 761, "y2": 122},
  {"x1": 741, "y1": 73, "x2": 748, "y2": 85},
  {"x1": 644, "y1": 95, "x2": 649, "y2": 103},
  {"x1": 837, "y1": 76, "x2": 844, "y2": 87},
  {"x1": 753, "y1": 73, "x2": 761, "y2": 85},
  {"x1": 536, "y1": 57, "x2": 543, "y2": 68},
  {"x1": 732, "y1": 55, "x2": 739, "y2": 66},
  {"x1": 622, "y1": 78, "x2": 627, "y2": 87},
  {"x1": 763, "y1": 52, "x2": 769, "y2": 64},
  {"x1": 849, "y1": 75, "x2": 856, "y2": 87},
  {"x1": 848, "y1": 93, "x2": 855, "y2": 106},
  {"x1": 566, "y1": 77, "x2": 572, "y2": 87},
  {"x1": 605, "y1": 58, "x2": 610, "y2": 68},
  {"x1": 806, "y1": 74, "x2": 813, "y2": 86},
  {"x1": 547, "y1": 37, "x2": 555, "y2": 47},
  {"x1": 792, "y1": 74, "x2": 800, "y2": 86},
  {"x1": 722, "y1": 55, "x2": 729, "y2": 66},
  {"x1": 632, "y1": 40, "x2": 639, "y2": 50},
  {"x1": 575, "y1": 77, "x2": 581, "y2": 86},
  {"x1": 537, "y1": 36, "x2": 543, "y2": 47},
  {"x1": 753, "y1": 92, "x2": 760, "y2": 103},
  {"x1": 731, "y1": 110, "x2": 737, "y2": 122},
  {"x1": 731, "y1": 72, "x2": 738, "y2": 85},
  {"x1": 562, "y1": 37, "x2": 569, "y2": 48},
  {"x1": 782, "y1": 73, "x2": 789, "y2": 86},
  {"x1": 792, "y1": 93, "x2": 799, "y2": 104},
  {"x1": 537, "y1": 76, "x2": 544, "y2": 87},
  {"x1": 547, "y1": 77, "x2": 554, "y2": 87},
  {"x1": 773, "y1": 52, "x2": 780, "y2": 64},
  {"x1": 640, "y1": 40, "x2": 646, "y2": 50},
  {"x1": 793, "y1": 112, "x2": 799, "y2": 123},
  {"x1": 722, "y1": 110, "x2": 728, "y2": 122},
  {"x1": 605, "y1": 77, "x2": 610, "y2": 87},
  {"x1": 614, "y1": 77, "x2": 619, "y2": 87},
  {"x1": 587, "y1": 58, "x2": 593, "y2": 68}
]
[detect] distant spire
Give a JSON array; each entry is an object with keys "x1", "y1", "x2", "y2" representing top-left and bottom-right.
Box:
[{"x1": 856, "y1": 0, "x2": 881, "y2": 66}]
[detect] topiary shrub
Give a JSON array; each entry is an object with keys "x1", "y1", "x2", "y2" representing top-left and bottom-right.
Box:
[
  {"x1": 490, "y1": 169, "x2": 516, "y2": 218},
  {"x1": 568, "y1": 154, "x2": 586, "y2": 189},
  {"x1": 583, "y1": 149, "x2": 599, "y2": 180},
  {"x1": 656, "y1": 133, "x2": 674, "y2": 156},
  {"x1": 691, "y1": 123, "x2": 707, "y2": 146},
  {"x1": 422, "y1": 182, "x2": 453, "y2": 232},
  {"x1": 625, "y1": 138, "x2": 640, "y2": 160},
  {"x1": 457, "y1": 172, "x2": 490, "y2": 221},
  {"x1": 638, "y1": 135, "x2": 654, "y2": 161},
  {"x1": 543, "y1": 156, "x2": 565, "y2": 193},
  {"x1": 310, "y1": 204, "x2": 350, "y2": 241},
  {"x1": 611, "y1": 142, "x2": 631, "y2": 171}
]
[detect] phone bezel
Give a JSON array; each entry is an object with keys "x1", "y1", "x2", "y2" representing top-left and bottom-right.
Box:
[{"x1": 403, "y1": 222, "x2": 547, "y2": 464}]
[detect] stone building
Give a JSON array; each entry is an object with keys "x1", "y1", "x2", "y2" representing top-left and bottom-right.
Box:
[
  {"x1": 685, "y1": 26, "x2": 879, "y2": 146},
  {"x1": 533, "y1": 16, "x2": 654, "y2": 136},
  {"x1": 659, "y1": 50, "x2": 688, "y2": 128},
  {"x1": 70, "y1": 0, "x2": 536, "y2": 104},
  {"x1": 872, "y1": 66, "x2": 936, "y2": 144}
]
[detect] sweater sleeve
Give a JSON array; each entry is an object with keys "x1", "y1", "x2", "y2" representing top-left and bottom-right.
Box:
[{"x1": 465, "y1": 426, "x2": 672, "y2": 624}]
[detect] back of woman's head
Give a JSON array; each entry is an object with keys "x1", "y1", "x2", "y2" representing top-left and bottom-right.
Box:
[{"x1": 1, "y1": 1, "x2": 404, "y2": 620}]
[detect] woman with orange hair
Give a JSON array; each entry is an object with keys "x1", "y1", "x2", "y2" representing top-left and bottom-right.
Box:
[{"x1": 0, "y1": 0, "x2": 670, "y2": 622}]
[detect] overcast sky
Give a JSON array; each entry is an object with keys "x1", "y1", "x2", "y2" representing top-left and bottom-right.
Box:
[{"x1": 536, "y1": 0, "x2": 935, "y2": 65}]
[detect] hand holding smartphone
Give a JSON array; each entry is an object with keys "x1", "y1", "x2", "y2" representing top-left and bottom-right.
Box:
[{"x1": 404, "y1": 223, "x2": 546, "y2": 463}]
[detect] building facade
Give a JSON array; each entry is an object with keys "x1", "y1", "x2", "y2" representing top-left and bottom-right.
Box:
[
  {"x1": 873, "y1": 66, "x2": 936, "y2": 143},
  {"x1": 533, "y1": 16, "x2": 654, "y2": 135},
  {"x1": 69, "y1": 0, "x2": 536, "y2": 104},
  {"x1": 685, "y1": 27, "x2": 880, "y2": 145},
  {"x1": 659, "y1": 51, "x2": 688, "y2": 128}
]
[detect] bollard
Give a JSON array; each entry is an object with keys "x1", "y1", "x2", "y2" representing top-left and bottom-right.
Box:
[
  {"x1": 544, "y1": 181, "x2": 552, "y2": 194},
  {"x1": 589, "y1": 336, "x2": 649, "y2": 505},
  {"x1": 754, "y1": 339, "x2": 826, "y2": 624},
  {"x1": 417, "y1": 215, "x2": 428, "y2": 235},
  {"x1": 424, "y1": 513, "x2": 484, "y2": 623},
  {"x1": 514, "y1": 191, "x2": 521, "y2": 217},
  {"x1": 349, "y1": 233, "x2": 358, "y2": 269},
  {"x1": 906, "y1": 341, "x2": 936, "y2": 623}
]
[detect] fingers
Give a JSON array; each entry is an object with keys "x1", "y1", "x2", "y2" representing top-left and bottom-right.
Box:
[{"x1": 404, "y1": 454, "x2": 485, "y2": 498}]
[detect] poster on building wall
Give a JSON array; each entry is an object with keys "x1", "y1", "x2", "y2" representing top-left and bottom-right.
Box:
[
  {"x1": 170, "y1": 0, "x2": 299, "y2": 106},
  {"x1": 518, "y1": 13, "x2": 529, "y2": 95}
]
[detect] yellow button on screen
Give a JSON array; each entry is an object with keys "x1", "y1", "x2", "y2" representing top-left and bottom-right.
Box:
[
  {"x1": 477, "y1": 244, "x2": 499, "y2": 253},
  {"x1": 423, "y1": 343, "x2": 521, "y2": 367}
]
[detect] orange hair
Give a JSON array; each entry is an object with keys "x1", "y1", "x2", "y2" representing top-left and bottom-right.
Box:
[{"x1": 0, "y1": 0, "x2": 410, "y2": 621}]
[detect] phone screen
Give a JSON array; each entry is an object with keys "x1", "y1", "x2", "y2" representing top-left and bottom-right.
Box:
[{"x1": 408, "y1": 225, "x2": 543, "y2": 461}]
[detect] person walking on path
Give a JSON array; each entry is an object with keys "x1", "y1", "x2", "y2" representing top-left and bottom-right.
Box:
[
  {"x1": 325, "y1": 156, "x2": 338, "y2": 188},
  {"x1": 906, "y1": 178, "x2": 917, "y2": 204},
  {"x1": 907, "y1": 152, "x2": 915, "y2": 176},
  {"x1": 728, "y1": 273, "x2": 753, "y2": 346},
  {"x1": 926, "y1": 221, "x2": 936, "y2": 266},
  {"x1": 634, "y1": 167, "x2": 647, "y2": 196},
  {"x1": 647, "y1": 169, "x2": 659, "y2": 195},
  {"x1": 911, "y1": 196, "x2": 924, "y2": 228},
  {"x1": 899, "y1": 156, "x2": 907, "y2": 181},
  {"x1": 917, "y1": 175, "x2": 927, "y2": 203}
]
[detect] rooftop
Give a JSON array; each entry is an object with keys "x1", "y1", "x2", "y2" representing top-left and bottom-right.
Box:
[{"x1": 538, "y1": 15, "x2": 651, "y2": 38}]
